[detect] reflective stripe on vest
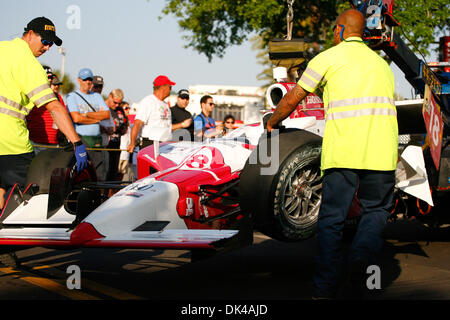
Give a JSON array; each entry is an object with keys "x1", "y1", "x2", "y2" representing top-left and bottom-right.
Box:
[
  {"x1": 0, "y1": 83, "x2": 54, "y2": 120},
  {"x1": 0, "y1": 105, "x2": 26, "y2": 120},
  {"x1": 328, "y1": 96, "x2": 394, "y2": 109},
  {"x1": 299, "y1": 67, "x2": 327, "y2": 89},
  {"x1": 0, "y1": 95, "x2": 26, "y2": 112},
  {"x1": 326, "y1": 96, "x2": 396, "y2": 120},
  {"x1": 27, "y1": 83, "x2": 51, "y2": 100},
  {"x1": 34, "y1": 93, "x2": 56, "y2": 107},
  {"x1": 0, "y1": 95, "x2": 27, "y2": 120},
  {"x1": 326, "y1": 107, "x2": 396, "y2": 121}
]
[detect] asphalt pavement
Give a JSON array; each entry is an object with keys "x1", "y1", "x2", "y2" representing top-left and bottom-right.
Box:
[{"x1": 1, "y1": 218, "x2": 450, "y2": 303}]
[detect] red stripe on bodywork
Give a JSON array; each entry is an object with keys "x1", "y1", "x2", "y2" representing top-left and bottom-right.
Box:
[
  {"x1": 0, "y1": 239, "x2": 73, "y2": 247},
  {"x1": 70, "y1": 222, "x2": 104, "y2": 245},
  {"x1": 0, "y1": 238, "x2": 214, "y2": 249},
  {"x1": 81, "y1": 240, "x2": 215, "y2": 249},
  {"x1": 0, "y1": 183, "x2": 19, "y2": 219}
]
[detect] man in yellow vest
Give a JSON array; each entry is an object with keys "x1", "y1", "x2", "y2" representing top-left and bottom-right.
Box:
[
  {"x1": 0, "y1": 17, "x2": 88, "y2": 212},
  {"x1": 267, "y1": 9, "x2": 398, "y2": 299}
]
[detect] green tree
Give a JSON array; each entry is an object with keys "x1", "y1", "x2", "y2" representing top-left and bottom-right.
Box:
[
  {"x1": 161, "y1": 0, "x2": 449, "y2": 60},
  {"x1": 250, "y1": 33, "x2": 272, "y2": 88},
  {"x1": 393, "y1": 0, "x2": 450, "y2": 58},
  {"x1": 160, "y1": 0, "x2": 341, "y2": 61}
]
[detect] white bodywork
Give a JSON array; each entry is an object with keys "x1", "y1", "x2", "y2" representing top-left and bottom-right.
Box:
[{"x1": 396, "y1": 145, "x2": 434, "y2": 206}]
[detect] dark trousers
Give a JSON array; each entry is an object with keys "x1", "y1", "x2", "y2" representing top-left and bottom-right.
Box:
[
  {"x1": 106, "y1": 139, "x2": 120, "y2": 181},
  {"x1": 313, "y1": 168, "x2": 395, "y2": 298},
  {"x1": 0, "y1": 152, "x2": 34, "y2": 205},
  {"x1": 0, "y1": 152, "x2": 34, "y2": 191}
]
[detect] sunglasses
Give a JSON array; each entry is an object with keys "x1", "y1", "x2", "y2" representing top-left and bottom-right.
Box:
[
  {"x1": 225, "y1": 121, "x2": 235, "y2": 124},
  {"x1": 82, "y1": 78, "x2": 93, "y2": 82},
  {"x1": 41, "y1": 39, "x2": 53, "y2": 47},
  {"x1": 208, "y1": 102, "x2": 215, "y2": 106},
  {"x1": 124, "y1": 107, "x2": 130, "y2": 110}
]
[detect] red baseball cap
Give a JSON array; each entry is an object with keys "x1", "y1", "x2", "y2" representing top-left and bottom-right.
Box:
[{"x1": 153, "y1": 75, "x2": 176, "y2": 86}]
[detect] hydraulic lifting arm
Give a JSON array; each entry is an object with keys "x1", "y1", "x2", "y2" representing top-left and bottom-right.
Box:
[{"x1": 349, "y1": 0, "x2": 448, "y2": 110}]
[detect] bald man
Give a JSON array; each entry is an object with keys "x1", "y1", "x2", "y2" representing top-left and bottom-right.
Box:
[{"x1": 268, "y1": 9, "x2": 398, "y2": 299}]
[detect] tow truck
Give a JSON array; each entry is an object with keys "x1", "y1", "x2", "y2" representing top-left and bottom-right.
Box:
[{"x1": 349, "y1": 0, "x2": 449, "y2": 222}]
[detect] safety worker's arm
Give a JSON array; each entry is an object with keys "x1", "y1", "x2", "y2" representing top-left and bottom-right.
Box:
[
  {"x1": 266, "y1": 84, "x2": 310, "y2": 132},
  {"x1": 70, "y1": 111, "x2": 101, "y2": 124},
  {"x1": 46, "y1": 100, "x2": 82, "y2": 143},
  {"x1": 127, "y1": 119, "x2": 144, "y2": 153},
  {"x1": 171, "y1": 118, "x2": 192, "y2": 131},
  {"x1": 84, "y1": 109, "x2": 110, "y2": 121}
]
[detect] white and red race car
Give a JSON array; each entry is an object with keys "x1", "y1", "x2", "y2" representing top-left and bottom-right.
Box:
[{"x1": 0, "y1": 83, "x2": 434, "y2": 260}]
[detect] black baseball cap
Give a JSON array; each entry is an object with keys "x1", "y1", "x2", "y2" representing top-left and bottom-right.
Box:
[
  {"x1": 25, "y1": 17, "x2": 62, "y2": 46},
  {"x1": 51, "y1": 75, "x2": 63, "y2": 85},
  {"x1": 93, "y1": 75, "x2": 104, "y2": 86},
  {"x1": 178, "y1": 89, "x2": 190, "y2": 99}
]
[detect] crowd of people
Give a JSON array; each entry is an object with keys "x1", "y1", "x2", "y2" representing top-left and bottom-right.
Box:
[
  {"x1": 1, "y1": 15, "x2": 239, "y2": 190},
  {"x1": 26, "y1": 66, "x2": 238, "y2": 183}
]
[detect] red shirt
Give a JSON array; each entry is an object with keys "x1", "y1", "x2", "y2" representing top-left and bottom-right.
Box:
[{"x1": 26, "y1": 93, "x2": 65, "y2": 144}]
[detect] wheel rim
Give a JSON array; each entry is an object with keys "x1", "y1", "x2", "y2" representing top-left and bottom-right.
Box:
[{"x1": 281, "y1": 163, "x2": 322, "y2": 225}]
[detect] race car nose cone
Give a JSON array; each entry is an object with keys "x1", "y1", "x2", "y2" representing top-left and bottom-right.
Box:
[{"x1": 70, "y1": 222, "x2": 104, "y2": 246}]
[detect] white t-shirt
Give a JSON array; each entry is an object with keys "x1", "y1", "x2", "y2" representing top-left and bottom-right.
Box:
[{"x1": 136, "y1": 94, "x2": 172, "y2": 141}]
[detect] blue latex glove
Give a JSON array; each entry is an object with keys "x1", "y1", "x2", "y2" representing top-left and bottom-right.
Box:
[{"x1": 74, "y1": 143, "x2": 88, "y2": 172}]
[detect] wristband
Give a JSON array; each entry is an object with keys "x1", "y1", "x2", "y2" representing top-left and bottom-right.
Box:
[{"x1": 73, "y1": 140, "x2": 83, "y2": 147}]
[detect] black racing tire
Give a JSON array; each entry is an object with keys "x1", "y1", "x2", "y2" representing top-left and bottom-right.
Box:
[{"x1": 239, "y1": 129, "x2": 322, "y2": 242}]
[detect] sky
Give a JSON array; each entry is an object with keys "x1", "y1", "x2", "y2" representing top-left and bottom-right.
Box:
[{"x1": 1, "y1": 0, "x2": 419, "y2": 104}]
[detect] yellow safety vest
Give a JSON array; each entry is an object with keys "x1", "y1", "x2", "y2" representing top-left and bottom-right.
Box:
[
  {"x1": 298, "y1": 37, "x2": 398, "y2": 172},
  {"x1": 0, "y1": 38, "x2": 56, "y2": 155}
]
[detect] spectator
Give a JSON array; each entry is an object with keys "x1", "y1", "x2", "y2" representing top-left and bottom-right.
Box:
[
  {"x1": 193, "y1": 95, "x2": 223, "y2": 140},
  {"x1": 50, "y1": 74, "x2": 67, "y2": 114},
  {"x1": 222, "y1": 114, "x2": 235, "y2": 136},
  {"x1": 49, "y1": 74, "x2": 72, "y2": 145},
  {"x1": 104, "y1": 89, "x2": 127, "y2": 181},
  {"x1": 127, "y1": 75, "x2": 175, "y2": 153},
  {"x1": 43, "y1": 65, "x2": 52, "y2": 77},
  {"x1": 26, "y1": 70, "x2": 59, "y2": 153},
  {"x1": 50, "y1": 75, "x2": 64, "y2": 102},
  {"x1": 119, "y1": 102, "x2": 134, "y2": 181},
  {"x1": 92, "y1": 75, "x2": 104, "y2": 94},
  {"x1": 171, "y1": 89, "x2": 193, "y2": 141},
  {"x1": 66, "y1": 68, "x2": 110, "y2": 180}
]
